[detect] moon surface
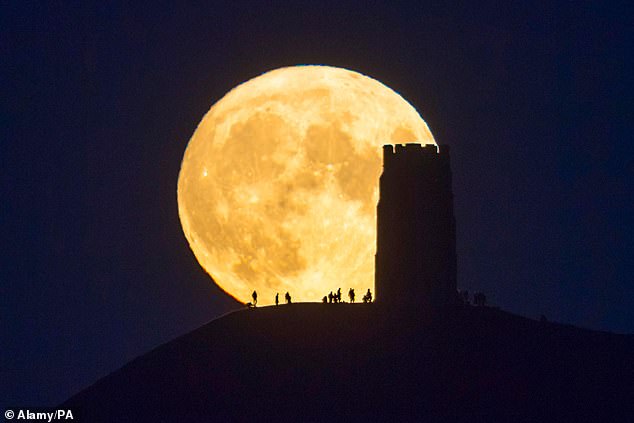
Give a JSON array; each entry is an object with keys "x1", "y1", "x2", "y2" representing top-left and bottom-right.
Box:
[{"x1": 178, "y1": 65, "x2": 435, "y2": 305}]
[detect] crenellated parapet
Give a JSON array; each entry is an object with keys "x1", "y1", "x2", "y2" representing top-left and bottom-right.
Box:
[{"x1": 383, "y1": 143, "x2": 438, "y2": 165}]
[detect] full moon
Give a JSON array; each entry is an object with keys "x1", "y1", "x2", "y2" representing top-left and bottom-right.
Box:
[{"x1": 178, "y1": 65, "x2": 435, "y2": 305}]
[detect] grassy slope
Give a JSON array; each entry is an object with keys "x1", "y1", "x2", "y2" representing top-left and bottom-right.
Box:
[{"x1": 65, "y1": 303, "x2": 634, "y2": 421}]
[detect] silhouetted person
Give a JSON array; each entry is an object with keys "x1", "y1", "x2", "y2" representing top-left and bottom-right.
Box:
[
  {"x1": 328, "y1": 292, "x2": 333, "y2": 304},
  {"x1": 474, "y1": 292, "x2": 486, "y2": 307},
  {"x1": 252, "y1": 290, "x2": 257, "y2": 306},
  {"x1": 363, "y1": 289, "x2": 373, "y2": 303},
  {"x1": 322, "y1": 296, "x2": 327, "y2": 304},
  {"x1": 285, "y1": 292, "x2": 292, "y2": 304},
  {"x1": 337, "y1": 288, "x2": 342, "y2": 303},
  {"x1": 348, "y1": 288, "x2": 355, "y2": 303},
  {"x1": 275, "y1": 293, "x2": 279, "y2": 306}
]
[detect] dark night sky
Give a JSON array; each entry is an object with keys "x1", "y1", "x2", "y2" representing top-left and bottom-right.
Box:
[{"x1": 2, "y1": 0, "x2": 632, "y2": 407}]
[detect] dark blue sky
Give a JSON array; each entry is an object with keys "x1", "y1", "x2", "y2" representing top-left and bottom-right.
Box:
[{"x1": 2, "y1": 0, "x2": 632, "y2": 407}]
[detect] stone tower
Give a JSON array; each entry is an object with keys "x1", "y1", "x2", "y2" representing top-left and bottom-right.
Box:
[{"x1": 375, "y1": 143, "x2": 457, "y2": 307}]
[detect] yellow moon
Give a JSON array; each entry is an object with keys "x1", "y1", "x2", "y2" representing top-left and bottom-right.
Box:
[{"x1": 178, "y1": 65, "x2": 435, "y2": 305}]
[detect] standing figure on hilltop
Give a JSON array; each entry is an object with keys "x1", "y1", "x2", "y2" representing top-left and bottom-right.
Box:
[
  {"x1": 348, "y1": 288, "x2": 355, "y2": 303},
  {"x1": 285, "y1": 292, "x2": 292, "y2": 304},
  {"x1": 362, "y1": 289, "x2": 373, "y2": 303},
  {"x1": 337, "y1": 288, "x2": 342, "y2": 303},
  {"x1": 328, "y1": 291, "x2": 333, "y2": 304},
  {"x1": 275, "y1": 292, "x2": 279, "y2": 306},
  {"x1": 252, "y1": 290, "x2": 258, "y2": 307},
  {"x1": 474, "y1": 292, "x2": 487, "y2": 307}
]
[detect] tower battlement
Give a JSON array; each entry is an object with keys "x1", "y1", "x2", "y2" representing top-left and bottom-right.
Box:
[{"x1": 375, "y1": 143, "x2": 457, "y2": 307}]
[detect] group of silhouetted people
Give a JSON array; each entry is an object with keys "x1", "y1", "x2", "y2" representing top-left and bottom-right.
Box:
[
  {"x1": 246, "y1": 290, "x2": 292, "y2": 308},
  {"x1": 362, "y1": 289, "x2": 373, "y2": 303},
  {"x1": 321, "y1": 288, "x2": 372, "y2": 304},
  {"x1": 323, "y1": 288, "x2": 343, "y2": 304},
  {"x1": 248, "y1": 287, "x2": 489, "y2": 308},
  {"x1": 458, "y1": 289, "x2": 487, "y2": 307},
  {"x1": 273, "y1": 291, "x2": 292, "y2": 305},
  {"x1": 246, "y1": 288, "x2": 374, "y2": 308},
  {"x1": 248, "y1": 287, "x2": 488, "y2": 309}
]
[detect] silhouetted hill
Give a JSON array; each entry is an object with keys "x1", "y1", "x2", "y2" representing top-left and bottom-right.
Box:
[{"x1": 64, "y1": 304, "x2": 634, "y2": 421}]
